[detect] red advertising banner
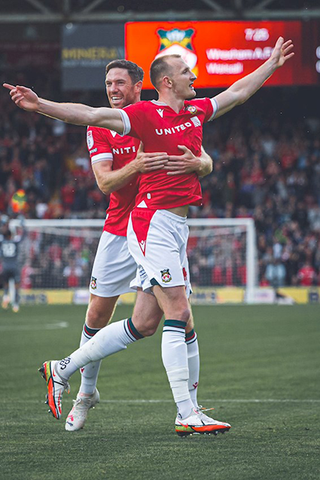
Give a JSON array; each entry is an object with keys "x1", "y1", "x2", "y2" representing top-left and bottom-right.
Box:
[{"x1": 125, "y1": 21, "x2": 320, "y2": 89}]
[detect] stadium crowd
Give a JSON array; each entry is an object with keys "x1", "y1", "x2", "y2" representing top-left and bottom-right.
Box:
[{"x1": 1, "y1": 80, "x2": 319, "y2": 288}]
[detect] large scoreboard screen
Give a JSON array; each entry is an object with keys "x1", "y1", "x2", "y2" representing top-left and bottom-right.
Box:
[{"x1": 125, "y1": 21, "x2": 320, "y2": 89}]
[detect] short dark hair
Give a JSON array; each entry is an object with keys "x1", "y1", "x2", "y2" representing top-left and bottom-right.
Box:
[
  {"x1": 150, "y1": 54, "x2": 181, "y2": 90},
  {"x1": 106, "y1": 59, "x2": 144, "y2": 84}
]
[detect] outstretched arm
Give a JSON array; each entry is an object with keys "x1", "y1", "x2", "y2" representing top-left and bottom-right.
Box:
[
  {"x1": 3, "y1": 84, "x2": 125, "y2": 134},
  {"x1": 213, "y1": 37, "x2": 294, "y2": 119},
  {"x1": 164, "y1": 145, "x2": 213, "y2": 177}
]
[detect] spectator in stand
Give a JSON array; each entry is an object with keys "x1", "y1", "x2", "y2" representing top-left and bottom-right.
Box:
[
  {"x1": 61, "y1": 176, "x2": 76, "y2": 212},
  {"x1": 297, "y1": 261, "x2": 317, "y2": 287},
  {"x1": 63, "y1": 257, "x2": 83, "y2": 288},
  {"x1": 265, "y1": 258, "x2": 286, "y2": 288},
  {"x1": 292, "y1": 200, "x2": 309, "y2": 230}
]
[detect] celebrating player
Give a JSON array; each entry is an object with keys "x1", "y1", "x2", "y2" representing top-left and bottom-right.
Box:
[
  {"x1": 4, "y1": 36, "x2": 294, "y2": 436},
  {"x1": 64, "y1": 60, "x2": 212, "y2": 432}
]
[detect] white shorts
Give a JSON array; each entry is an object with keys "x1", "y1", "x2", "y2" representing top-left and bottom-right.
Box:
[
  {"x1": 127, "y1": 208, "x2": 192, "y2": 296},
  {"x1": 89, "y1": 231, "x2": 137, "y2": 297}
]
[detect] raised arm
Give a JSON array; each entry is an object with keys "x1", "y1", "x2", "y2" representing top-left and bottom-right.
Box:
[
  {"x1": 213, "y1": 37, "x2": 294, "y2": 119},
  {"x1": 164, "y1": 145, "x2": 213, "y2": 177},
  {"x1": 3, "y1": 84, "x2": 125, "y2": 134}
]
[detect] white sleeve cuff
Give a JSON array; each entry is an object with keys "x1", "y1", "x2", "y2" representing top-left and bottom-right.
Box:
[
  {"x1": 119, "y1": 109, "x2": 131, "y2": 136},
  {"x1": 208, "y1": 98, "x2": 219, "y2": 121},
  {"x1": 91, "y1": 153, "x2": 113, "y2": 164}
]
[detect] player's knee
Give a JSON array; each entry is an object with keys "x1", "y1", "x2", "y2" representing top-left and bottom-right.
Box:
[
  {"x1": 186, "y1": 315, "x2": 194, "y2": 332},
  {"x1": 86, "y1": 305, "x2": 111, "y2": 329},
  {"x1": 132, "y1": 316, "x2": 160, "y2": 337},
  {"x1": 140, "y1": 322, "x2": 159, "y2": 337},
  {"x1": 176, "y1": 305, "x2": 191, "y2": 324}
]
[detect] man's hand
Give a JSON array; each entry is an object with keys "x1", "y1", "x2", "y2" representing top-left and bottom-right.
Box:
[
  {"x1": 132, "y1": 143, "x2": 169, "y2": 173},
  {"x1": 269, "y1": 37, "x2": 294, "y2": 69},
  {"x1": 164, "y1": 145, "x2": 201, "y2": 176},
  {"x1": 3, "y1": 84, "x2": 40, "y2": 111}
]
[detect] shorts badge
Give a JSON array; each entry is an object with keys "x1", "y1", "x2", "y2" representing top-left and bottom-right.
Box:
[
  {"x1": 90, "y1": 276, "x2": 97, "y2": 290},
  {"x1": 161, "y1": 269, "x2": 172, "y2": 283}
]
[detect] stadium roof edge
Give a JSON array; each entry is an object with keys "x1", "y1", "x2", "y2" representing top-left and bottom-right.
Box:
[{"x1": 1, "y1": 9, "x2": 320, "y2": 23}]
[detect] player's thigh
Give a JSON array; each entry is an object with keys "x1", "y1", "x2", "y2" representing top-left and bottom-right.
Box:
[
  {"x1": 86, "y1": 293, "x2": 119, "y2": 328},
  {"x1": 153, "y1": 284, "x2": 190, "y2": 323},
  {"x1": 90, "y1": 231, "x2": 137, "y2": 297},
  {"x1": 132, "y1": 288, "x2": 163, "y2": 336}
]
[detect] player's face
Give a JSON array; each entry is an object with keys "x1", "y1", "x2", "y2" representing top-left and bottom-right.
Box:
[
  {"x1": 168, "y1": 57, "x2": 197, "y2": 100},
  {"x1": 105, "y1": 68, "x2": 140, "y2": 108}
]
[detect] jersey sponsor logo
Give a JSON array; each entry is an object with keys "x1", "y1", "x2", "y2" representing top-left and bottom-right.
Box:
[
  {"x1": 156, "y1": 108, "x2": 164, "y2": 118},
  {"x1": 155, "y1": 121, "x2": 192, "y2": 136},
  {"x1": 87, "y1": 130, "x2": 94, "y2": 149},
  {"x1": 90, "y1": 276, "x2": 97, "y2": 290},
  {"x1": 190, "y1": 116, "x2": 201, "y2": 127},
  {"x1": 161, "y1": 268, "x2": 172, "y2": 283},
  {"x1": 112, "y1": 145, "x2": 137, "y2": 155},
  {"x1": 89, "y1": 148, "x2": 98, "y2": 154}
]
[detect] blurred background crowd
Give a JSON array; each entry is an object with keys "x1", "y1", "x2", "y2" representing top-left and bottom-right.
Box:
[{"x1": 0, "y1": 69, "x2": 320, "y2": 288}]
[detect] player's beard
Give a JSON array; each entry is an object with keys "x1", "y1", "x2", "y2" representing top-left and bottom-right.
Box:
[{"x1": 108, "y1": 90, "x2": 136, "y2": 109}]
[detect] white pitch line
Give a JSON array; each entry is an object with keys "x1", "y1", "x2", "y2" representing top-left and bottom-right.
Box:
[
  {"x1": 1, "y1": 398, "x2": 319, "y2": 405},
  {"x1": 0, "y1": 321, "x2": 69, "y2": 331},
  {"x1": 99, "y1": 399, "x2": 320, "y2": 404}
]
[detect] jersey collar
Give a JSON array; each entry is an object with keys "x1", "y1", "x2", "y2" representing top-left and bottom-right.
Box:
[{"x1": 151, "y1": 99, "x2": 189, "y2": 115}]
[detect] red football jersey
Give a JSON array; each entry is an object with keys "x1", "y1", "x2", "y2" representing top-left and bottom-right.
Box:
[
  {"x1": 87, "y1": 126, "x2": 140, "y2": 236},
  {"x1": 119, "y1": 97, "x2": 217, "y2": 210}
]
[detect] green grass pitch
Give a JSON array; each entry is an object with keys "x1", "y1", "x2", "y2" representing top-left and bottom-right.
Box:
[{"x1": 0, "y1": 304, "x2": 319, "y2": 480}]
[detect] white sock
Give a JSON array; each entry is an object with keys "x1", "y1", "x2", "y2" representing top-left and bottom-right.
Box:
[
  {"x1": 186, "y1": 330, "x2": 200, "y2": 409},
  {"x1": 161, "y1": 320, "x2": 193, "y2": 416},
  {"x1": 78, "y1": 324, "x2": 102, "y2": 395},
  {"x1": 57, "y1": 318, "x2": 143, "y2": 381},
  {"x1": 176, "y1": 399, "x2": 194, "y2": 419}
]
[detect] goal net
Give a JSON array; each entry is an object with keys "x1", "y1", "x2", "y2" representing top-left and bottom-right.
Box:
[
  {"x1": 9, "y1": 218, "x2": 257, "y2": 302},
  {"x1": 187, "y1": 218, "x2": 257, "y2": 302},
  {"x1": 9, "y1": 219, "x2": 103, "y2": 291}
]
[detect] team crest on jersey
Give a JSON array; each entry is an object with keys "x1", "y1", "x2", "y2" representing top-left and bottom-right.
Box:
[
  {"x1": 186, "y1": 105, "x2": 198, "y2": 115},
  {"x1": 155, "y1": 28, "x2": 198, "y2": 77},
  {"x1": 87, "y1": 130, "x2": 94, "y2": 149},
  {"x1": 90, "y1": 276, "x2": 97, "y2": 290},
  {"x1": 161, "y1": 269, "x2": 172, "y2": 283}
]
